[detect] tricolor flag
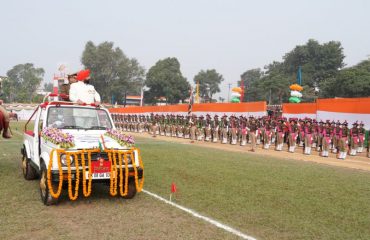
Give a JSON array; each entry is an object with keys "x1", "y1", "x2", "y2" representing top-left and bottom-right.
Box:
[
  {"x1": 98, "y1": 135, "x2": 106, "y2": 152},
  {"x1": 188, "y1": 87, "x2": 194, "y2": 116}
]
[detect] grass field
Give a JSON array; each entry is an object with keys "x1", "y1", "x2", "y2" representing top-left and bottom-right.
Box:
[{"x1": 1, "y1": 122, "x2": 370, "y2": 239}]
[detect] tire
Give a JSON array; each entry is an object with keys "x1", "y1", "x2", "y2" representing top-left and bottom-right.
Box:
[
  {"x1": 122, "y1": 180, "x2": 137, "y2": 199},
  {"x1": 39, "y1": 161, "x2": 59, "y2": 206},
  {"x1": 21, "y1": 148, "x2": 37, "y2": 180}
]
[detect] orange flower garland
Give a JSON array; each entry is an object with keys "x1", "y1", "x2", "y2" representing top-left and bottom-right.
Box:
[
  {"x1": 46, "y1": 147, "x2": 144, "y2": 201},
  {"x1": 117, "y1": 151, "x2": 129, "y2": 197},
  {"x1": 108, "y1": 151, "x2": 118, "y2": 196},
  {"x1": 47, "y1": 149, "x2": 64, "y2": 198},
  {"x1": 67, "y1": 153, "x2": 80, "y2": 201},
  {"x1": 80, "y1": 150, "x2": 94, "y2": 197},
  {"x1": 131, "y1": 148, "x2": 144, "y2": 192}
]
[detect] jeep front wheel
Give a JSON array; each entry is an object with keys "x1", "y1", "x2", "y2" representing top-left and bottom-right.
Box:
[
  {"x1": 39, "y1": 162, "x2": 58, "y2": 206},
  {"x1": 122, "y1": 180, "x2": 137, "y2": 199},
  {"x1": 21, "y1": 149, "x2": 37, "y2": 180}
]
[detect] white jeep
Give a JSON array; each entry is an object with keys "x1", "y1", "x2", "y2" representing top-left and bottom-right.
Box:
[{"x1": 21, "y1": 100, "x2": 144, "y2": 205}]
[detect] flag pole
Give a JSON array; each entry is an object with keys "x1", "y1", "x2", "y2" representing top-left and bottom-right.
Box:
[{"x1": 196, "y1": 80, "x2": 199, "y2": 103}]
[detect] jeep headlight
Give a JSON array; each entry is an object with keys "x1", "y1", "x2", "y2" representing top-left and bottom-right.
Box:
[{"x1": 60, "y1": 154, "x2": 74, "y2": 166}]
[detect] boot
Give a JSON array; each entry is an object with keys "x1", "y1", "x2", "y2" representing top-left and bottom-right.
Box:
[
  {"x1": 2, "y1": 121, "x2": 12, "y2": 139},
  {"x1": 322, "y1": 151, "x2": 328, "y2": 157},
  {"x1": 307, "y1": 147, "x2": 311, "y2": 155},
  {"x1": 350, "y1": 149, "x2": 356, "y2": 156}
]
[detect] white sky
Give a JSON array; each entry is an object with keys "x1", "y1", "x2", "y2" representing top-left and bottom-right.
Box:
[{"x1": 1, "y1": 0, "x2": 370, "y2": 100}]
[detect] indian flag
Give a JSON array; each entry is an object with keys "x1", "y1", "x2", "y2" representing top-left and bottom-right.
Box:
[{"x1": 98, "y1": 135, "x2": 106, "y2": 152}]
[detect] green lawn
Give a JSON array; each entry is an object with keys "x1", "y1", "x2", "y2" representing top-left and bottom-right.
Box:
[
  {"x1": 1, "y1": 122, "x2": 370, "y2": 240},
  {"x1": 140, "y1": 138, "x2": 370, "y2": 240}
]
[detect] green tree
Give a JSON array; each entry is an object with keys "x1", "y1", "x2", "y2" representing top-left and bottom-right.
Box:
[
  {"x1": 44, "y1": 82, "x2": 53, "y2": 92},
  {"x1": 4, "y1": 63, "x2": 44, "y2": 103},
  {"x1": 145, "y1": 57, "x2": 190, "y2": 104},
  {"x1": 283, "y1": 39, "x2": 345, "y2": 87},
  {"x1": 193, "y1": 69, "x2": 224, "y2": 102},
  {"x1": 81, "y1": 41, "x2": 145, "y2": 103},
  {"x1": 240, "y1": 39, "x2": 346, "y2": 103},
  {"x1": 239, "y1": 68, "x2": 263, "y2": 102},
  {"x1": 320, "y1": 59, "x2": 370, "y2": 98}
]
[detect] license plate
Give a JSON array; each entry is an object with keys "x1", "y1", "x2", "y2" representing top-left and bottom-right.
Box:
[
  {"x1": 86, "y1": 171, "x2": 111, "y2": 179},
  {"x1": 86, "y1": 159, "x2": 113, "y2": 179},
  {"x1": 85, "y1": 171, "x2": 116, "y2": 179}
]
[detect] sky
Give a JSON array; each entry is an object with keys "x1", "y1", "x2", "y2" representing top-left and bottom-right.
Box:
[{"x1": 1, "y1": 0, "x2": 370, "y2": 100}]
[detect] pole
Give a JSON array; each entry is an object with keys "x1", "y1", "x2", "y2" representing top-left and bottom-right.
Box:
[
  {"x1": 269, "y1": 88, "x2": 272, "y2": 105},
  {"x1": 227, "y1": 83, "x2": 232, "y2": 102},
  {"x1": 140, "y1": 87, "x2": 144, "y2": 106},
  {"x1": 240, "y1": 78, "x2": 244, "y2": 102},
  {"x1": 196, "y1": 80, "x2": 199, "y2": 103}
]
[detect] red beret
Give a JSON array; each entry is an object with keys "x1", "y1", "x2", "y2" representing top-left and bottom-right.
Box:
[{"x1": 76, "y1": 69, "x2": 90, "y2": 81}]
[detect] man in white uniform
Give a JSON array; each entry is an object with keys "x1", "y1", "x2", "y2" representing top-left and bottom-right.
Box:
[
  {"x1": 69, "y1": 69, "x2": 101, "y2": 104},
  {"x1": 69, "y1": 69, "x2": 101, "y2": 127}
]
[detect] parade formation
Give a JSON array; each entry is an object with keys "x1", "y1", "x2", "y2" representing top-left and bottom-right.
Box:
[{"x1": 111, "y1": 113, "x2": 370, "y2": 160}]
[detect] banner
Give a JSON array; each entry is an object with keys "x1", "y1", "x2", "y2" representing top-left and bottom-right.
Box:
[
  {"x1": 282, "y1": 103, "x2": 317, "y2": 120},
  {"x1": 316, "y1": 98, "x2": 370, "y2": 129},
  {"x1": 109, "y1": 102, "x2": 267, "y2": 117},
  {"x1": 282, "y1": 98, "x2": 370, "y2": 129}
]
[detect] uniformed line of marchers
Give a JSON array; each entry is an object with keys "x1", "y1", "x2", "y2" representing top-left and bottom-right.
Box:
[{"x1": 111, "y1": 113, "x2": 370, "y2": 160}]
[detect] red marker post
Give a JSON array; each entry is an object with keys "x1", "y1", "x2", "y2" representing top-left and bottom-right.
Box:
[{"x1": 170, "y1": 182, "x2": 177, "y2": 202}]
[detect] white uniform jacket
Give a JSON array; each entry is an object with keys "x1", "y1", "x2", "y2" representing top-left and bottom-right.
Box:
[{"x1": 69, "y1": 81, "x2": 101, "y2": 104}]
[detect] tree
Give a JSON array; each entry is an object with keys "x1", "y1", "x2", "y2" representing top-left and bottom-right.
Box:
[
  {"x1": 239, "y1": 68, "x2": 263, "y2": 102},
  {"x1": 283, "y1": 39, "x2": 345, "y2": 87},
  {"x1": 193, "y1": 69, "x2": 224, "y2": 102},
  {"x1": 145, "y1": 58, "x2": 190, "y2": 104},
  {"x1": 320, "y1": 59, "x2": 370, "y2": 98},
  {"x1": 44, "y1": 82, "x2": 53, "y2": 92},
  {"x1": 81, "y1": 41, "x2": 145, "y2": 103},
  {"x1": 3, "y1": 63, "x2": 44, "y2": 102},
  {"x1": 240, "y1": 39, "x2": 346, "y2": 103}
]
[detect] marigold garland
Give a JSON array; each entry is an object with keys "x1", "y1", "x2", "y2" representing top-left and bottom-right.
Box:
[
  {"x1": 130, "y1": 148, "x2": 144, "y2": 192},
  {"x1": 67, "y1": 153, "x2": 80, "y2": 201},
  {"x1": 46, "y1": 147, "x2": 144, "y2": 201},
  {"x1": 80, "y1": 150, "x2": 94, "y2": 197},
  {"x1": 119, "y1": 153, "x2": 129, "y2": 197},
  {"x1": 47, "y1": 149, "x2": 63, "y2": 198},
  {"x1": 108, "y1": 151, "x2": 118, "y2": 196}
]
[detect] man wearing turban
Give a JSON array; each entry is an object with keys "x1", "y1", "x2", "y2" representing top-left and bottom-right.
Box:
[{"x1": 69, "y1": 69, "x2": 101, "y2": 105}]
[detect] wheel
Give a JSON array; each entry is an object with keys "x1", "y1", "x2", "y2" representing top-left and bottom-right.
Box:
[
  {"x1": 39, "y1": 161, "x2": 59, "y2": 206},
  {"x1": 21, "y1": 148, "x2": 37, "y2": 180},
  {"x1": 122, "y1": 180, "x2": 137, "y2": 199}
]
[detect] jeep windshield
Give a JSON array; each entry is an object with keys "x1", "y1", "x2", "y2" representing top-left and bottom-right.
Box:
[{"x1": 46, "y1": 106, "x2": 113, "y2": 130}]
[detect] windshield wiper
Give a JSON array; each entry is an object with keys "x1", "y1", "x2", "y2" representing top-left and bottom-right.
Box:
[
  {"x1": 87, "y1": 126, "x2": 107, "y2": 130},
  {"x1": 62, "y1": 125, "x2": 80, "y2": 129}
]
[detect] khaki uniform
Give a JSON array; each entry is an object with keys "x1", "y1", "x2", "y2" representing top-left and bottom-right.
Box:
[{"x1": 249, "y1": 122, "x2": 257, "y2": 151}]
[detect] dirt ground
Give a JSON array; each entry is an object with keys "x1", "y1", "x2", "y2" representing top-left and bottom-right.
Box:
[{"x1": 131, "y1": 132, "x2": 370, "y2": 172}]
